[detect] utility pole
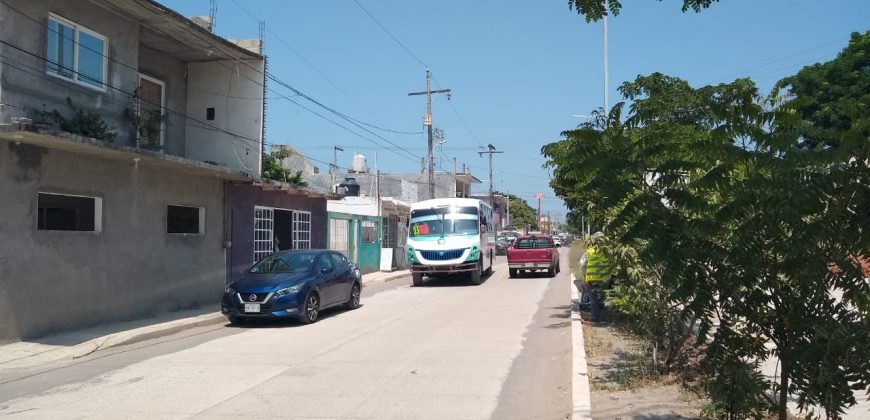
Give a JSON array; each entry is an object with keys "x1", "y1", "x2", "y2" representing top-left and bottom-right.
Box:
[
  {"x1": 478, "y1": 144, "x2": 503, "y2": 209},
  {"x1": 534, "y1": 193, "x2": 544, "y2": 232},
  {"x1": 604, "y1": 0, "x2": 609, "y2": 112},
  {"x1": 452, "y1": 157, "x2": 457, "y2": 198},
  {"x1": 331, "y1": 145, "x2": 344, "y2": 185},
  {"x1": 408, "y1": 69, "x2": 451, "y2": 199}
]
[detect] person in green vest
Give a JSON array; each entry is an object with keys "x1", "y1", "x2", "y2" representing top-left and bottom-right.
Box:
[{"x1": 582, "y1": 233, "x2": 618, "y2": 323}]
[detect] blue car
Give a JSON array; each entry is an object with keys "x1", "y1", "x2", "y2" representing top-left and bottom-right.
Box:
[{"x1": 222, "y1": 250, "x2": 362, "y2": 324}]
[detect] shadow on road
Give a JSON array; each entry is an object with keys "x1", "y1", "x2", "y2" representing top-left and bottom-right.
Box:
[
  {"x1": 224, "y1": 305, "x2": 360, "y2": 329},
  {"x1": 414, "y1": 271, "x2": 499, "y2": 288}
]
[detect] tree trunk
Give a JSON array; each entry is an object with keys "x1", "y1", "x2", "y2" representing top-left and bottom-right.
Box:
[{"x1": 778, "y1": 365, "x2": 789, "y2": 420}]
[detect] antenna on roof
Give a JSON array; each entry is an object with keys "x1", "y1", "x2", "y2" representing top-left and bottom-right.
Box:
[
  {"x1": 209, "y1": 0, "x2": 218, "y2": 32},
  {"x1": 258, "y1": 20, "x2": 266, "y2": 54}
]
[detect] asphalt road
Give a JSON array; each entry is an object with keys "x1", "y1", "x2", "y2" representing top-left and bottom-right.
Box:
[{"x1": 0, "y1": 250, "x2": 571, "y2": 419}]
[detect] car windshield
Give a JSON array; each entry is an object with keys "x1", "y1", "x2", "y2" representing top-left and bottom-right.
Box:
[
  {"x1": 249, "y1": 252, "x2": 318, "y2": 274},
  {"x1": 515, "y1": 238, "x2": 551, "y2": 249},
  {"x1": 410, "y1": 206, "x2": 479, "y2": 237}
]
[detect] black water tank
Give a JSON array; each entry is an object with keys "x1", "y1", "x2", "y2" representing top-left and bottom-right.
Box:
[{"x1": 339, "y1": 177, "x2": 360, "y2": 196}]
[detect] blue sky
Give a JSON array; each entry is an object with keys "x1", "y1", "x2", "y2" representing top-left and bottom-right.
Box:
[{"x1": 162, "y1": 0, "x2": 868, "y2": 219}]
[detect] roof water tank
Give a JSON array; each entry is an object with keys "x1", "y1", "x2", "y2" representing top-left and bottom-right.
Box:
[
  {"x1": 349, "y1": 153, "x2": 369, "y2": 173},
  {"x1": 339, "y1": 177, "x2": 360, "y2": 197}
]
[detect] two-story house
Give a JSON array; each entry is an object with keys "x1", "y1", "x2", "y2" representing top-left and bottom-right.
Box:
[{"x1": 0, "y1": 0, "x2": 300, "y2": 341}]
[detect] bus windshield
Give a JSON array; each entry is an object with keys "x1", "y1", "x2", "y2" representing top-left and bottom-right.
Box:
[{"x1": 410, "y1": 206, "x2": 479, "y2": 237}]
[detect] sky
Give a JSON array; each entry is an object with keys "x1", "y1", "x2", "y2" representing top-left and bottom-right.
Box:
[{"x1": 161, "y1": 0, "x2": 869, "y2": 221}]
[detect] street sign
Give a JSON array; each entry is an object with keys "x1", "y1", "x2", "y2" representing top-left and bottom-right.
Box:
[{"x1": 534, "y1": 193, "x2": 544, "y2": 200}]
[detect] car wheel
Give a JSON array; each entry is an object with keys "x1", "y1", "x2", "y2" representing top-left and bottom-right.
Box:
[
  {"x1": 547, "y1": 265, "x2": 556, "y2": 277},
  {"x1": 227, "y1": 315, "x2": 244, "y2": 325},
  {"x1": 484, "y1": 252, "x2": 493, "y2": 276},
  {"x1": 300, "y1": 292, "x2": 320, "y2": 324},
  {"x1": 470, "y1": 261, "x2": 483, "y2": 285},
  {"x1": 509, "y1": 268, "x2": 518, "y2": 278},
  {"x1": 412, "y1": 272, "x2": 424, "y2": 287},
  {"x1": 345, "y1": 283, "x2": 361, "y2": 310}
]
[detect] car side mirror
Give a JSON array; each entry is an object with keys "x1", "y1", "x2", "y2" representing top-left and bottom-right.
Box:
[{"x1": 321, "y1": 267, "x2": 331, "y2": 274}]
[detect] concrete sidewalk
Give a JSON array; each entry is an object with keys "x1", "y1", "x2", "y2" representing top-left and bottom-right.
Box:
[
  {"x1": 0, "y1": 306, "x2": 226, "y2": 371},
  {"x1": 0, "y1": 269, "x2": 411, "y2": 372}
]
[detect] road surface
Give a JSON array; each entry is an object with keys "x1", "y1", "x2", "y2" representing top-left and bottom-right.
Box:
[{"x1": 0, "y1": 251, "x2": 571, "y2": 419}]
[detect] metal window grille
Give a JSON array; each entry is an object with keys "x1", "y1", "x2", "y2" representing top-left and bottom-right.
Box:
[
  {"x1": 382, "y1": 216, "x2": 399, "y2": 248},
  {"x1": 253, "y1": 206, "x2": 274, "y2": 262},
  {"x1": 329, "y1": 219, "x2": 349, "y2": 253},
  {"x1": 292, "y1": 211, "x2": 312, "y2": 249}
]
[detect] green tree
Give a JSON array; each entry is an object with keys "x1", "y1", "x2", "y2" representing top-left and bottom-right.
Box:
[
  {"x1": 262, "y1": 148, "x2": 307, "y2": 186},
  {"x1": 504, "y1": 193, "x2": 538, "y2": 230},
  {"x1": 568, "y1": 0, "x2": 720, "y2": 22},
  {"x1": 542, "y1": 33, "x2": 870, "y2": 420}
]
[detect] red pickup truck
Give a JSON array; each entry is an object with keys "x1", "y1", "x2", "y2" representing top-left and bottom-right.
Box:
[{"x1": 507, "y1": 234, "x2": 560, "y2": 278}]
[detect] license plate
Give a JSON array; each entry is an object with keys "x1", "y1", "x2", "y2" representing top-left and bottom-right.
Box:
[{"x1": 244, "y1": 303, "x2": 260, "y2": 313}]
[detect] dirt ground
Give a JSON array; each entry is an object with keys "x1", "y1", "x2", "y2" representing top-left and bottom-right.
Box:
[
  {"x1": 582, "y1": 317, "x2": 709, "y2": 419},
  {"x1": 570, "y1": 240, "x2": 709, "y2": 419}
]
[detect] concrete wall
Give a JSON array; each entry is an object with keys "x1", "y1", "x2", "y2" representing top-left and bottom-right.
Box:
[
  {"x1": 0, "y1": 139, "x2": 226, "y2": 341},
  {"x1": 0, "y1": 0, "x2": 139, "y2": 146},
  {"x1": 306, "y1": 172, "x2": 464, "y2": 203},
  {"x1": 225, "y1": 184, "x2": 327, "y2": 284},
  {"x1": 185, "y1": 60, "x2": 264, "y2": 174},
  {"x1": 137, "y1": 45, "x2": 187, "y2": 156},
  {"x1": 327, "y1": 196, "x2": 379, "y2": 217}
]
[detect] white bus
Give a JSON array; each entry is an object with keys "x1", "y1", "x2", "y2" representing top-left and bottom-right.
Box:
[{"x1": 406, "y1": 198, "x2": 495, "y2": 286}]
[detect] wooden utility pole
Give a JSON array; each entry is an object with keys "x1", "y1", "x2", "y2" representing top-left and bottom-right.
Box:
[
  {"x1": 331, "y1": 145, "x2": 344, "y2": 185},
  {"x1": 408, "y1": 69, "x2": 451, "y2": 199},
  {"x1": 478, "y1": 144, "x2": 503, "y2": 209}
]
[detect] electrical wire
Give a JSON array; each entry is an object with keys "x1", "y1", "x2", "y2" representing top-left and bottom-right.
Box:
[
  {"x1": 2, "y1": 0, "x2": 464, "y2": 177},
  {"x1": 352, "y1": 0, "x2": 428, "y2": 69},
  {"x1": 228, "y1": 0, "x2": 423, "y2": 136},
  {"x1": 3, "y1": 0, "x2": 428, "y2": 167},
  {"x1": 123, "y1": 0, "x2": 427, "y2": 164}
]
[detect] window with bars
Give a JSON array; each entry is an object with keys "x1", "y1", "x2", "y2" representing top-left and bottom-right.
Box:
[
  {"x1": 253, "y1": 207, "x2": 274, "y2": 262},
  {"x1": 361, "y1": 220, "x2": 377, "y2": 243},
  {"x1": 382, "y1": 216, "x2": 399, "y2": 248},
  {"x1": 292, "y1": 211, "x2": 312, "y2": 249},
  {"x1": 329, "y1": 219, "x2": 349, "y2": 253}
]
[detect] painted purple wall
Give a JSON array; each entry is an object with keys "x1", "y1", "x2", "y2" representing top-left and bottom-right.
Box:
[{"x1": 225, "y1": 183, "x2": 328, "y2": 283}]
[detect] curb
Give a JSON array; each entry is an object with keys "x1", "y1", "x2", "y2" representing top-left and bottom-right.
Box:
[
  {"x1": 0, "y1": 311, "x2": 228, "y2": 370},
  {"x1": 362, "y1": 270, "x2": 410, "y2": 285},
  {"x1": 99, "y1": 312, "x2": 227, "y2": 351},
  {"x1": 571, "y1": 273, "x2": 593, "y2": 420}
]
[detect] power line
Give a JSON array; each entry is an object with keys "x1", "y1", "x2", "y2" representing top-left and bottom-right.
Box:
[
  {"x1": 2, "y1": 0, "x2": 447, "y2": 173},
  {"x1": 350, "y1": 0, "x2": 487, "y2": 149},
  {"x1": 352, "y1": 0, "x2": 428, "y2": 69},
  {"x1": 704, "y1": 36, "x2": 849, "y2": 85},
  {"x1": 104, "y1": 0, "x2": 429, "y2": 165},
  {"x1": 0, "y1": 41, "x2": 263, "y2": 149},
  {"x1": 228, "y1": 0, "x2": 422, "y2": 136}
]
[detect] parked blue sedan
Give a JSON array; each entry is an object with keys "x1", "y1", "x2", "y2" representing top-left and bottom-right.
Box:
[{"x1": 222, "y1": 250, "x2": 362, "y2": 324}]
